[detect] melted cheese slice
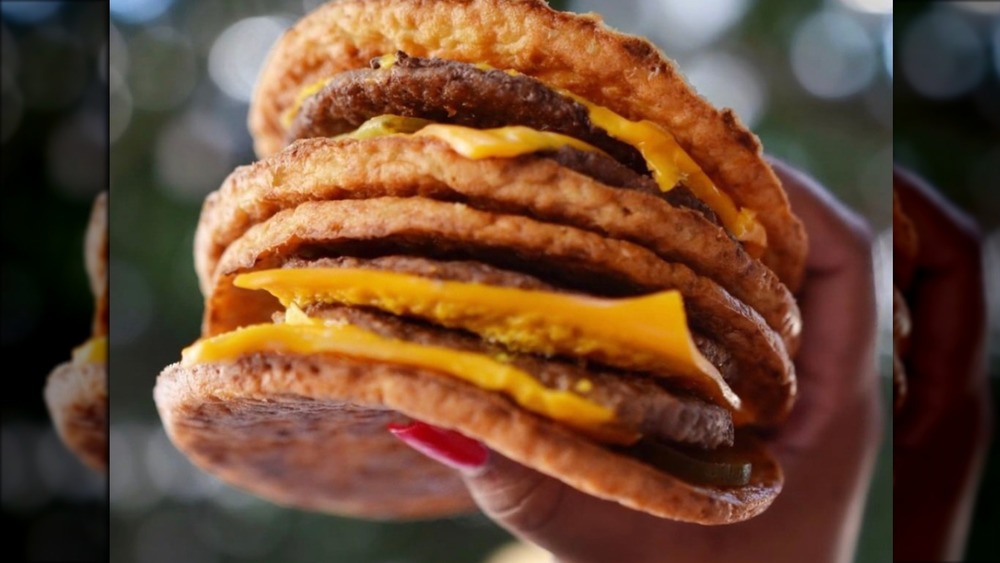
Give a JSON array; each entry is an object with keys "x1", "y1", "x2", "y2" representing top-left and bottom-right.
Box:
[
  {"x1": 182, "y1": 313, "x2": 627, "y2": 441},
  {"x1": 72, "y1": 335, "x2": 107, "y2": 366},
  {"x1": 415, "y1": 124, "x2": 605, "y2": 159},
  {"x1": 337, "y1": 114, "x2": 607, "y2": 159},
  {"x1": 568, "y1": 96, "x2": 766, "y2": 251},
  {"x1": 235, "y1": 268, "x2": 740, "y2": 412},
  {"x1": 279, "y1": 61, "x2": 766, "y2": 251}
]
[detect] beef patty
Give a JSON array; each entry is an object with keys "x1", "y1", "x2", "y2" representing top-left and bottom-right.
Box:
[{"x1": 290, "y1": 51, "x2": 648, "y2": 174}]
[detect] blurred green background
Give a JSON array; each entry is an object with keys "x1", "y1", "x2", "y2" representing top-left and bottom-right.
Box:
[
  {"x1": 1, "y1": 1, "x2": 108, "y2": 561},
  {"x1": 107, "y1": 0, "x2": 905, "y2": 562}
]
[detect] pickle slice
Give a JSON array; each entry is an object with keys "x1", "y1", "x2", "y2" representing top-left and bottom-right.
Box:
[{"x1": 629, "y1": 440, "x2": 753, "y2": 487}]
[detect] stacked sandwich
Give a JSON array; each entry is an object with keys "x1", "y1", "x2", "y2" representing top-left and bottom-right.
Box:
[
  {"x1": 45, "y1": 192, "x2": 108, "y2": 472},
  {"x1": 155, "y1": 0, "x2": 806, "y2": 524}
]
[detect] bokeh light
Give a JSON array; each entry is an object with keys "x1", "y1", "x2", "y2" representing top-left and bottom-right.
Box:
[
  {"x1": 2, "y1": 423, "x2": 104, "y2": 511},
  {"x1": 484, "y1": 541, "x2": 552, "y2": 563},
  {"x1": 902, "y1": 8, "x2": 988, "y2": 99},
  {"x1": 839, "y1": 0, "x2": 892, "y2": 15},
  {"x1": 953, "y1": 1, "x2": 1000, "y2": 16},
  {"x1": 135, "y1": 510, "x2": 220, "y2": 563},
  {"x1": 883, "y1": 19, "x2": 892, "y2": 77},
  {"x1": 641, "y1": 0, "x2": 749, "y2": 53},
  {"x1": 191, "y1": 503, "x2": 292, "y2": 559},
  {"x1": 567, "y1": 0, "x2": 749, "y2": 55},
  {"x1": 4, "y1": 4, "x2": 109, "y2": 560},
  {"x1": 108, "y1": 259, "x2": 154, "y2": 347},
  {"x1": 127, "y1": 26, "x2": 197, "y2": 111},
  {"x1": 791, "y1": 10, "x2": 877, "y2": 99},
  {"x1": 18, "y1": 27, "x2": 89, "y2": 110},
  {"x1": 1, "y1": 424, "x2": 47, "y2": 511},
  {"x1": 154, "y1": 109, "x2": 238, "y2": 201},
  {"x1": 35, "y1": 429, "x2": 104, "y2": 500},
  {"x1": 0, "y1": 1, "x2": 62, "y2": 24},
  {"x1": 110, "y1": 424, "x2": 170, "y2": 513},
  {"x1": 683, "y1": 51, "x2": 767, "y2": 128},
  {"x1": 145, "y1": 428, "x2": 214, "y2": 502},
  {"x1": 109, "y1": 23, "x2": 129, "y2": 76},
  {"x1": 48, "y1": 110, "x2": 107, "y2": 199},
  {"x1": 208, "y1": 16, "x2": 291, "y2": 104},
  {"x1": 110, "y1": 0, "x2": 175, "y2": 26},
  {"x1": 110, "y1": 71, "x2": 133, "y2": 142}
]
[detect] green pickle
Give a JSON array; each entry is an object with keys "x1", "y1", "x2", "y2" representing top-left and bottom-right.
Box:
[{"x1": 629, "y1": 439, "x2": 753, "y2": 487}]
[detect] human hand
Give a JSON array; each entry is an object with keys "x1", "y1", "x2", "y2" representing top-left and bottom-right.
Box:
[
  {"x1": 390, "y1": 159, "x2": 882, "y2": 563},
  {"x1": 892, "y1": 166, "x2": 992, "y2": 562}
]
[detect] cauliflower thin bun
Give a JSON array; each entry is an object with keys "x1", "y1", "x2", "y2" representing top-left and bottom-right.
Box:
[{"x1": 155, "y1": 0, "x2": 806, "y2": 524}]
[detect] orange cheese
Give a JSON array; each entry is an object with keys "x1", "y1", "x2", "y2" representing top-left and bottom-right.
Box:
[
  {"x1": 235, "y1": 268, "x2": 740, "y2": 412},
  {"x1": 568, "y1": 96, "x2": 766, "y2": 251},
  {"x1": 415, "y1": 124, "x2": 605, "y2": 159},
  {"x1": 280, "y1": 77, "x2": 333, "y2": 128},
  {"x1": 182, "y1": 312, "x2": 621, "y2": 438},
  {"x1": 72, "y1": 335, "x2": 107, "y2": 366},
  {"x1": 279, "y1": 60, "x2": 766, "y2": 250}
]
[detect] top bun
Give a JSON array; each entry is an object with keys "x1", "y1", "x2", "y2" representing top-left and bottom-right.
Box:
[{"x1": 248, "y1": 0, "x2": 806, "y2": 288}]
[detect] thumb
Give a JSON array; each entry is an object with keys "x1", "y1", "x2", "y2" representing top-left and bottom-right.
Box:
[{"x1": 389, "y1": 421, "x2": 660, "y2": 563}]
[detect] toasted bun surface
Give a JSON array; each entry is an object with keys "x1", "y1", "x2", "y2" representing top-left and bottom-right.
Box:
[
  {"x1": 249, "y1": 0, "x2": 805, "y2": 288},
  {"x1": 44, "y1": 362, "x2": 108, "y2": 472},
  {"x1": 203, "y1": 197, "x2": 795, "y2": 428},
  {"x1": 155, "y1": 354, "x2": 781, "y2": 523},
  {"x1": 195, "y1": 137, "x2": 801, "y2": 351},
  {"x1": 86, "y1": 192, "x2": 108, "y2": 336}
]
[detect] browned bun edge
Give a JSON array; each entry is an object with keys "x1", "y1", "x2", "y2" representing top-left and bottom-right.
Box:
[
  {"x1": 248, "y1": 0, "x2": 806, "y2": 289},
  {"x1": 155, "y1": 353, "x2": 781, "y2": 523},
  {"x1": 44, "y1": 361, "x2": 108, "y2": 472},
  {"x1": 204, "y1": 196, "x2": 796, "y2": 428},
  {"x1": 194, "y1": 136, "x2": 801, "y2": 352},
  {"x1": 86, "y1": 192, "x2": 108, "y2": 337}
]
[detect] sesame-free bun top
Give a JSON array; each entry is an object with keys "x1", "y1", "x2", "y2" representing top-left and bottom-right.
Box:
[{"x1": 248, "y1": 0, "x2": 806, "y2": 289}]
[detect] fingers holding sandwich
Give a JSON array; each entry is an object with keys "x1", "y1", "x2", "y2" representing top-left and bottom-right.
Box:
[{"x1": 388, "y1": 161, "x2": 880, "y2": 563}]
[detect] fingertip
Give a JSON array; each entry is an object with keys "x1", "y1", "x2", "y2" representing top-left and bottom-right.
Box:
[{"x1": 388, "y1": 421, "x2": 489, "y2": 475}]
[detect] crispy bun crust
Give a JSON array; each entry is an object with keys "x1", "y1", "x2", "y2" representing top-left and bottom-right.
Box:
[
  {"x1": 248, "y1": 0, "x2": 806, "y2": 289},
  {"x1": 204, "y1": 197, "x2": 795, "y2": 428},
  {"x1": 155, "y1": 354, "x2": 781, "y2": 523},
  {"x1": 195, "y1": 137, "x2": 800, "y2": 351},
  {"x1": 44, "y1": 362, "x2": 108, "y2": 472},
  {"x1": 86, "y1": 192, "x2": 108, "y2": 336}
]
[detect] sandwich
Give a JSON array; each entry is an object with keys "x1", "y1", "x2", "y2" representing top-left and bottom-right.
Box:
[
  {"x1": 45, "y1": 191, "x2": 108, "y2": 472},
  {"x1": 155, "y1": 0, "x2": 806, "y2": 524}
]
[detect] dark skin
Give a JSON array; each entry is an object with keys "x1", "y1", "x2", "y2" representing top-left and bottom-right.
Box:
[
  {"x1": 893, "y1": 167, "x2": 992, "y2": 562},
  {"x1": 394, "y1": 160, "x2": 883, "y2": 563}
]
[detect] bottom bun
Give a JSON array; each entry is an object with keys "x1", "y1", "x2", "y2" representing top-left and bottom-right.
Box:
[
  {"x1": 154, "y1": 353, "x2": 782, "y2": 523},
  {"x1": 44, "y1": 362, "x2": 108, "y2": 472}
]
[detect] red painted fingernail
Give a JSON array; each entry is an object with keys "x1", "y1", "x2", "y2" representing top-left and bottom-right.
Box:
[{"x1": 388, "y1": 421, "x2": 489, "y2": 474}]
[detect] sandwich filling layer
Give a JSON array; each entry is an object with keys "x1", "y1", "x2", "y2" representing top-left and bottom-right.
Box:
[
  {"x1": 205, "y1": 197, "x2": 795, "y2": 427},
  {"x1": 234, "y1": 267, "x2": 740, "y2": 412},
  {"x1": 187, "y1": 269, "x2": 739, "y2": 450},
  {"x1": 285, "y1": 53, "x2": 765, "y2": 252}
]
